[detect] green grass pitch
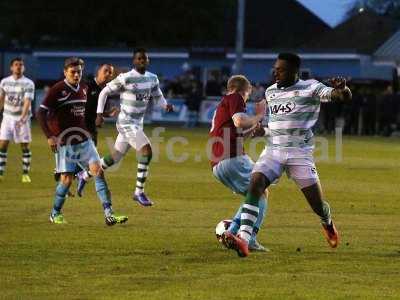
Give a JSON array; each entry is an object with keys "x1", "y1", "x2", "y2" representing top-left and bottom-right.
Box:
[{"x1": 0, "y1": 124, "x2": 399, "y2": 300}]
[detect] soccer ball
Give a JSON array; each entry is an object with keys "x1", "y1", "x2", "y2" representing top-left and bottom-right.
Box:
[{"x1": 215, "y1": 219, "x2": 232, "y2": 243}]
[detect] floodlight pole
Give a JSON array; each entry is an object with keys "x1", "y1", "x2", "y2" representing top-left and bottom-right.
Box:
[{"x1": 235, "y1": 0, "x2": 245, "y2": 74}]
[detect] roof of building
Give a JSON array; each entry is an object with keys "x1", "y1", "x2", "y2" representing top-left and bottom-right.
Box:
[
  {"x1": 302, "y1": 10, "x2": 399, "y2": 54},
  {"x1": 374, "y1": 29, "x2": 400, "y2": 61},
  {"x1": 223, "y1": 0, "x2": 330, "y2": 49}
]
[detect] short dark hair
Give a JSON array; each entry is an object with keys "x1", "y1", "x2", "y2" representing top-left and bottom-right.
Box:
[
  {"x1": 10, "y1": 57, "x2": 23, "y2": 66},
  {"x1": 96, "y1": 63, "x2": 114, "y2": 74},
  {"x1": 278, "y1": 53, "x2": 301, "y2": 70},
  {"x1": 133, "y1": 47, "x2": 147, "y2": 58},
  {"x1": 98, "y1": 63, "x2": 113, "y2": 68},
  {"x1": 64, "y1": 57, "x2": 84, "y2": 70}
]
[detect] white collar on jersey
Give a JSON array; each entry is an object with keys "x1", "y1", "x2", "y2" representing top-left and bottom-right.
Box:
[
  {"x1": 11, "y1": 75, "x2": 25, "y2": 81},
  {"x1": 132, "y1": 68, "x2": 147, "y2": 76},
  {"x1": 64, "y1": 79, "x2": 80, "y2": 93},
  {"x1": 278, "y1": 79, "x2": 300, "y2": 90}
]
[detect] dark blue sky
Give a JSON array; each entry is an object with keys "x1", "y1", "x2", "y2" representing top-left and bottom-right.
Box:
[{"x1": 297, "y1": 0, "x2": 358, "y2": 27}]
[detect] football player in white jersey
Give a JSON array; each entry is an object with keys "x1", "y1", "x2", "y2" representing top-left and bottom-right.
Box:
[
  {"x1": 223, "y1": 53, "x2": 352, "y2": 257},
  {"x1": 77, "y1": 48, "x2": 173, "y2": 206},
  {"x1": 0, "y1": 58, "x2": 35, "y2": 183}
]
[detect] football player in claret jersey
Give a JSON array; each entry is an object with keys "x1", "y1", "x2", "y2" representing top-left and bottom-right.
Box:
[
  {"x1": 78, "y1": 48, "x2": 173, "y2": 206},
  {"x1": 36, "y1": 57, "x2": 128, "y2": 225},
  {"x1": 0, "y1": 58, "x2": 35, "y2": 183},
  {"x1": 210, "y1": 75, "x2": 268, "y2": 253},
  {"x1": 225, "y1": 53, "x2": 352, "y2": 257},
  {"x1": 54, "y1": 63, "x2": 117, "y2": 194}
]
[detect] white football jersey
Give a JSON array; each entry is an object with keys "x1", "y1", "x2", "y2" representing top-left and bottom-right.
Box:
[
  {"x1": 106, "y1": 69, "x2": 164, "y2": 127},
  {"x1": 265, "y1": 79, "x2": 333, "y2": 149},
  {"x1": 0, "y1": 75, "x2": 35, "y2": 120}
]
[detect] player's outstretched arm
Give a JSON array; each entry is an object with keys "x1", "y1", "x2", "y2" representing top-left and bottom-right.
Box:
[
  {"x1": 96, "y1": 86, "x2": 113, "y2": 127},
  {"x1": 153, "y1": 87, "x2": 174, "y2": 113},
  {"x1": 232, "y1": 99, "x2": 266, "y2": 129},
  {"x1": 155, "y1": 95, "x2": 174, "y2": 112},
  {"x1": 329, "y1": 77, "x2": 352, "y2": 102}
]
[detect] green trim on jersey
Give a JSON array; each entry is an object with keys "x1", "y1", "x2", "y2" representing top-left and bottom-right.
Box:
[
  {"x1": 269, "y1": 96, "x2": 320, "y2": 106},
  {"x1": 125, "y1": 76, "x2": 157, "y2": 84},
  {"x1": 3, "y1": 109, "x2": 23, "y2": 116},
  {"x1": 269, "y1": 111, "x2": 320, "y2": 122},
  {"x1": 120, "y1": 99, "x2": 147, "y2": 107}
]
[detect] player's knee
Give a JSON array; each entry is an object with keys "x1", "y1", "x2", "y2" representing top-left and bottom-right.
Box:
[
  {"x1": 140, "y1": 144, "x2": 152, "y2": 157},
  {"x1": 249, "y1": 172, "x2": 269, "y2": 197},
  {"x1": 60, "y1": 174, "x2": 73, "y2": 186},
  {"x1": 91, "y1": 165, "x2": 103, "y2": 177},
  {"x1": 96, "y1": 168, "x2": 104, "y2": 177},
  {"x1": 20, "y1": 143, "x2": 30, "y2": 151},
  {"x1": 0, "y1": 141, "x2": 9, "y2": 152},
  {"x1": 89, "y1": 164, "x2": 104, "y2": 177},
  {"x1": 112, "y1": 150, "x2": 124, "y2": 163},
  {"x1": 137, "y1": 147, "x2": 152, "y2": 164}
]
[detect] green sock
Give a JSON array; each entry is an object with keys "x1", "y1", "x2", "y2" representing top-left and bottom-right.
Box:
[
  {"x1": 245, "y1": 193, "x2": 259, "y2": 206},
  {"x1": 22, "y1": 149, "x2": 32, "y2": 174},
  {"x1": 135, "y1": 154, "x2": 152, "y2": 194},
  {"x1": 320, "y1": 201, "x2": 332, "y2": 225},
  {"x1": 0, "y1": 150, "x2": 7, "y2": 176},
  {"x1": 101, "y1": 154, "x2": 114, "y2": 170},
  {"x1": 239, "y1": 193, "x2": 260, "y2": 243}
]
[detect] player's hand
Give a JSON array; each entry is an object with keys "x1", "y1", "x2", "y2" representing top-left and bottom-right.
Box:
[
  {"x1": 16, "y1": 116, "x2": 27, "y2": 129},
  {"x1": 47, "y1": 136, "x2": 58, "y2": 153},
  {"x1": 255, "y1": 99, "x2": 266, "y2": 119},
  {"x1": 108, "y1": 107, "x2": 120, "y2": 118},
  {"x1": 251, "y1": 123, "x2": 266, "y2": 138},
  {"x1": 329, "y1": 77, "x2": 346, "y2": 90},
  {"x1": 95, "y1": 114, "x2": 104, "y2": 128},
  {"x1": 15, "y1": 120, "x2": 23, "y2": 129},
  {"x1": 165, "y1": 103, "x2": 174, "y2": 113}
]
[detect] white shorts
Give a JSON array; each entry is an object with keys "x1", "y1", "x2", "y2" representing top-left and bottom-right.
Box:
[
  {"x1": 252, "y1": 147, "x2": 319, "y2": 189},
  {"x1": 114, "y1": 124, "x2": 151, "y2": 154},
  {"x1": 0, "y1": 117, "x2": 31, "y2": 143}
]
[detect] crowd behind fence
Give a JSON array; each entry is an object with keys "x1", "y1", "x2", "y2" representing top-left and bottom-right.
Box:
[
  {"x1": 27, "y1": 70, "x2": 400, "y2": 136},
  {"x1": 158, "y1": 71, "x2": 400, "y2": 136}
]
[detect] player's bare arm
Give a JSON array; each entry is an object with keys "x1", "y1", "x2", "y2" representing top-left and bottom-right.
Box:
[
  {"x1": 329, "y1": 77, "x2": 352, "y2": 102},
  {"x1": 0, "y1": 93, "x2": 4, "y2": 111},
  {"x1": 152, "y1": 84, "x2": 173, "y2": 113},
  {"x1": 232, "y1": 99, "x2": 266, "y2": 129}
]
